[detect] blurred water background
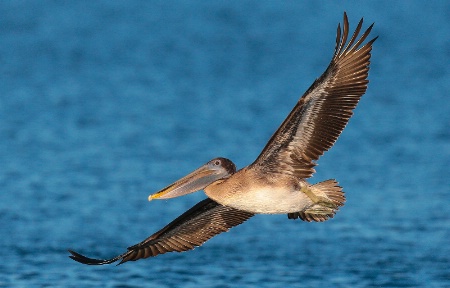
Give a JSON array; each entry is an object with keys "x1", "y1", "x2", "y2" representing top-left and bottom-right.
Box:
[{"x1": 0, "y1": 1, "x2": 449, "y2": 287}]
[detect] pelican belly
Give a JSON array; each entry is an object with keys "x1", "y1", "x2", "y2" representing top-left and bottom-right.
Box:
[
  {"x1": 223, "y1": 187, "x2": 313, "y2": 214},
  {"x1": 205, "y1": 170, "x2": 314, "y2": 214}
]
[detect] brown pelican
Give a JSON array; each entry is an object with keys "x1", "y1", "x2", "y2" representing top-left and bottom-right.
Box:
[{"x1": 69, "y1": 12, "x2": 377, "y2": 265}]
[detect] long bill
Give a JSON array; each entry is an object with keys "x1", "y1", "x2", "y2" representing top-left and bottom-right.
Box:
[{"x1": 148, "y1": 164, "x2": 226, "y2": 201}]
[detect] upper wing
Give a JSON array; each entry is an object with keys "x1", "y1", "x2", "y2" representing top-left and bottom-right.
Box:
[
  {"x1": 68, "y1": 198, "x2": 254, "y2": 265},
  {"x1": 252, "y1": 12, "x2": 377, "y2": 179}
]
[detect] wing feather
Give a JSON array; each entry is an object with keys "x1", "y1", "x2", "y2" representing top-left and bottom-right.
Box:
[
  {"x1": 68, "y1": 199, "x2": 254, "y2": 265},
  {"x1": 252, "y1": 12, "x2": 377, "y2": 179}
]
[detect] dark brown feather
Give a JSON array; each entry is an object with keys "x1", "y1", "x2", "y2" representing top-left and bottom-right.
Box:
[
  {"x1": 68, "y1": 199, "x2": 254, "y2": 265},
  {"x1": 252, "y1": 12, "x2": 377, "y2": 179}
]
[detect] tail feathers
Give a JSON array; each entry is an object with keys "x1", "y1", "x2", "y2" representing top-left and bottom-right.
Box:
[{"x1": 288, "y1": 179, "x2": 345, "y2": 222}]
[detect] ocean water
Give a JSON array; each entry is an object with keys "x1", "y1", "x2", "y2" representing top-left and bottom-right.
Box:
[{"x1": 1, "y1": 1, "x2": 449, "y2": 287}]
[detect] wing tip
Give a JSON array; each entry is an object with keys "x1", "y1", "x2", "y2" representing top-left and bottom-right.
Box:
[
  {"x1": 68, "y1": 249, "x2": 121, "y2": 265},
  {"x1": 335, "y1": 12, "x2": 377, "y2": 60}
]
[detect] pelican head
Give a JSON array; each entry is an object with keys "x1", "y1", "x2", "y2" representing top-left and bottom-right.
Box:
[{"x1": 148, "y1": 157, "x2": 236, "y2": 201}]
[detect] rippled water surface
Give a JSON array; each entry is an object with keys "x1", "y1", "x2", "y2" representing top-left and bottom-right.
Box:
[{"x1": 1, "y1": 1, "x2": 449, "y2": 287}]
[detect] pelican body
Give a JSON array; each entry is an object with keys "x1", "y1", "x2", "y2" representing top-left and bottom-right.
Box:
[
  {"x1": 206, "y1": 167, "x2": 336, "y2": 214},
  {"x1": 69, "y1": 13, "x2": 377, "y2": 265},
  {"x1": 207, "y1": 167, "x2": 310, "y2": 214}
]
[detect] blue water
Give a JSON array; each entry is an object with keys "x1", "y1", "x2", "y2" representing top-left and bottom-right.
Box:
[{"x1": 1, "y1": 1, "x2": 449, "y2": 287}]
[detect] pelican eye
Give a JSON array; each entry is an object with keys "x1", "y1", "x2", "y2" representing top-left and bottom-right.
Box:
[{"x1": 213, "y1": 160, "x2": 221, "y2": 166}]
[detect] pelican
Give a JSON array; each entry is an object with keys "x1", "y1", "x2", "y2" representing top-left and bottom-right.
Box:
[{"x1": 69, "y1": 12, "x2": 377, "y2": 265}]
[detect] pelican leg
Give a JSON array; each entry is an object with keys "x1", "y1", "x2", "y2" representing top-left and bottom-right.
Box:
[
  {"x1": 300, "y1": 186, "x2": 338, "y2": 209},
  {"x1": 291, "y1": 180, "x2": 346, "y2": 222}
]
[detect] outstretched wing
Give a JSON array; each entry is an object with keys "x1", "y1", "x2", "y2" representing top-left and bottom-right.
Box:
[
  {"x1": 252, "y1": 12, "x2": 377, "y2": 179},
  {"x1": 69, "y1": 199, "x2": 254, "y2": 265}
]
